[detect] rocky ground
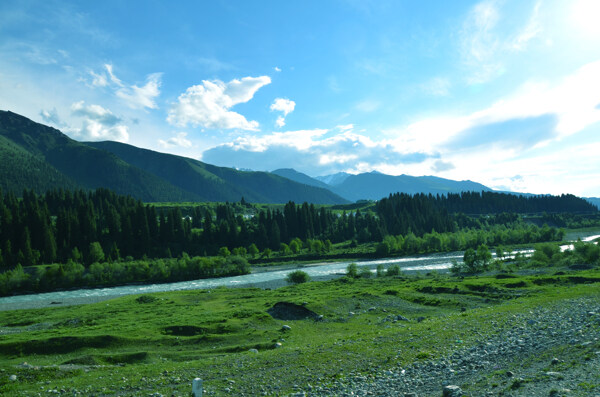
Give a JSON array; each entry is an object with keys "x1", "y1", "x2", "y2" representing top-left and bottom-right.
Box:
[{"x1": 291, "y1": 296, "x2": 600, "y2": 397}]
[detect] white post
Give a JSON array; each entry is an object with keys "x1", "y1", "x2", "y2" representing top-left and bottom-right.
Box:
[{"x1": 192, "y1": 378, "x2": 203, "y2": 397}]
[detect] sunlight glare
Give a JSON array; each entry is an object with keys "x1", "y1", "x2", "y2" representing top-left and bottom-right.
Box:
[{"x1": 571, "y1": 0, "x2": 600, "y2": 37}]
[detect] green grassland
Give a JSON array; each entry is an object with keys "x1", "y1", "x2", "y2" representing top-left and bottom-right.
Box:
[{"x1": 0, "y1": 264, "x2": 599, "y2": 396}]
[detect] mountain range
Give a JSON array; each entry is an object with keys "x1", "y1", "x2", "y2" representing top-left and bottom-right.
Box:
[
  {"x1": 272, "y1": 168, "x2": 492, "y2": 202},
  {"x1": 2, "y1": 110, "x2": 597, "y2": 207}
]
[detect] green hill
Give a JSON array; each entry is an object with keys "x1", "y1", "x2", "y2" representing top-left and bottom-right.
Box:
[
  {"x1": 86, "y1": 141, "x2": 348, "y2": 204},
  {"x1": 0, "y1": 110, "x2": 348, "y2": 204}
]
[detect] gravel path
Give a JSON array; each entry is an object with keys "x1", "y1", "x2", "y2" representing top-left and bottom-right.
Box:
[{"x1": 298, "y1": 297, "x2": 600, "y2": 397}]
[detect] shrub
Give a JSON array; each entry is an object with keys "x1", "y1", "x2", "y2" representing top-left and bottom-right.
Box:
[
  {"x1": 346, "y1": 263, "x2": 359, "y2": 278},
  {"x1": 386, "y1": 264, "x2": 401, "y2": 276},
  {"x1": 285, "y1": 270, "x2": 310, "y2": 285},
  {"x1": 359, "y1": 267, "x2": 372, "y2": 278}
]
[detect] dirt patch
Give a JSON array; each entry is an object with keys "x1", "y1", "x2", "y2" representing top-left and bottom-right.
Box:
[{"x1": 267, "y1": 302, "x2": 320, "y2": 320}]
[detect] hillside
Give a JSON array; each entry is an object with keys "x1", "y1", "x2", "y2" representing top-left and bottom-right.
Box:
[
  {"x1": 0, "y1": 111, "x2": 347, "y2": 204},
  {"x1": 0, "y1": 111, "x2": 194, "y2": 201},
  {"x1": 271, "y1": 168, "x2": 332, "y2": 190},
  {"x1": 86, "y1": 141, "x2": 348, "y2": 204}
]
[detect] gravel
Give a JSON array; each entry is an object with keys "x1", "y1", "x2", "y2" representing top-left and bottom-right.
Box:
[{"x1": 297, "y1": 296, "x2": 600, "y2": 396}]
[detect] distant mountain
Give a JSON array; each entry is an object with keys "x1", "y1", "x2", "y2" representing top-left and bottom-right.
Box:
[
  {"x1": 315, "y1": 172, "x2": 351, "y2": 186},
  {"x1": 585, "y1": 197, "x2": 600, "y2": 209},
  {"x1": 271, "y1": 168, "x2": 332, "y2": 190},
  {"x1": 323, "y1": 171, "x2": 493, "y2": 202},
  {"x1": 0, "y1": 110, "x2": 348, "y2": 204}
]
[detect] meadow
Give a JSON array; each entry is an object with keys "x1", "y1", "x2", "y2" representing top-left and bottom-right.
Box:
[{"x1": 0, "y1": 261, "x2": 598, "y2": 396}]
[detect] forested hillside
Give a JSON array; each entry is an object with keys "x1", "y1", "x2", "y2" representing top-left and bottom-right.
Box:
[
  {"x1": 87, "y1": 141, "x2": 347, "y2": 204},
  {"x1": 0, "y1": 111, "x2": 347, "y2": 204}
]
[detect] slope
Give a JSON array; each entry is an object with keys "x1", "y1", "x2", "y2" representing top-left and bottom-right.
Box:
[
  {"x1": 0, "y1": 110, "x2": 198, "y2": 201},
  {"x1": 271, "y1": 168, "x2": 332, "y2": 190},
  {"x1": 86, "y1": 141, "x2": 349, "y2": 204}
]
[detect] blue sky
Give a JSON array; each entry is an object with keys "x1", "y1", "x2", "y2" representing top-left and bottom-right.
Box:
[{"x1": 1, "y1": 0, "x2": 600, "y2": 196}]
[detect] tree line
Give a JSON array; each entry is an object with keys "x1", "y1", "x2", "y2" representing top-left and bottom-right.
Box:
[{"x1": 0, "y1": 188, "x2": 594, "y2": 270}]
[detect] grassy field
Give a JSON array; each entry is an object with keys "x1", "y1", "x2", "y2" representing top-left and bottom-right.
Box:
[{"x1": 0, "y1": 265, "x2": 599, "y2": 396}]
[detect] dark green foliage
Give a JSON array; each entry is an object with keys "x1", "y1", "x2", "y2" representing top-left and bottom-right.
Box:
[
  {"x1": 346, "y1": 263, "x2": 359, "y2": 278},
  {"x1": 386, "y1": 264, "x2": 401, "y2": 276},
  {"x1": 0, "y1": 254, "x2": 250, "y2": 296},
  {"x1": 285, "y1": 270, "x2": 310, "y2": 284},
  {"x1": 86, "y1": 141, "x2": 348, "y2": 204}
]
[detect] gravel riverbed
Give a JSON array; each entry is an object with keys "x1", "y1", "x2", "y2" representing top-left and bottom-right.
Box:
[{"x1": 292, "y1": 296, "x2": 600, "y2": 397}]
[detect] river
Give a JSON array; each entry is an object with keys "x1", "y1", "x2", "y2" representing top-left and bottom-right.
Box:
[{"x1": 1, "y1": 233, "x2": 598, "y2": 311}]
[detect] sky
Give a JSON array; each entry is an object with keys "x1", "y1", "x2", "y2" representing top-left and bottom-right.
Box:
[{"x1": 1, "y1": 0, "x2": 600, "y2": 196}]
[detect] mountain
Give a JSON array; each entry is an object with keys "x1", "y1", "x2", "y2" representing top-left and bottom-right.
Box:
[
  {"x1": 271, "y1": 168, "x2": 332, "y2": 190},
  {"x1": 0, "y1": 110, "x2": 348, "y2": 204},
  {"x1": 585, "y1": 197, "x2": 600, "y2": 209},
  {"x1": 315, "y1": 172, "x2": 351, "y2": 186},
  {"x1": 322, "y1": 171, "x2": 493, "y2": 202},
  {"x1": 0, "y1": 110, "x2": 195, "y2": 201},
  {"x1": 86, "y1": 142, "x2": 348, "y2": 204}
]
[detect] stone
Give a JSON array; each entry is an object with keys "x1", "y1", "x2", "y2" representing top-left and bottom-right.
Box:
[
  {"x1": 396, "y1": 315, "x2": 409, "y2": 321},
  {"x1": 274, "y1": 342, "x2": 283, "y2": 348},
  {"x1": 506, "y1": 371, "x2": 514, "y2": 377},
  {"x1": 442, "y1": 385, "x2": 462, "y2": 397},
  {"x1": 248, "y1": 348, "x2": 259, "y2": 354},
  {"x1": 281, "y1": 325, "x2": 292, "y2": 331},
  {"x1": 551, "y1": 357, "x2": 560, "y2": 365},
  {"x1": 8, "y1": 374, "x2": 17, "y2": 381}
]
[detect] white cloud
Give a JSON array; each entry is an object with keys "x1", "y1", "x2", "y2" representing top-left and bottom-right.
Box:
[
  {"x1": 275, "y1": 116, "x2": 286, "y2": 128},
  {"x1": 68, "y1": 101, "x2": 129, "y2": 142},
  {"x1": 167, "y1": 75, "x2": 271, "y2": 130},
  {"x1": 201, "y1": 128, "x2": 432, "y2": 176},
  {"x1": 270, "y1": 98, "x2": 295, "y2": 115},
  {"x1": 158, "y1": 132, "x2": 193, "y2": 148},
  {"x1": 274, "y1": 66, "x2": 281, "y2": 72},
  {"x1": 116, "y1": 73, "x2": 161, "y2": 110},
  {"x1": 270, "y1": 97, "x2": 296, "y2": 127},
  {"x1": 89, "y1": 70, "x2": 108, "y2": 87},
  {"x1": 388, "y1": 60, "x2": 600, "y2": 154},
  {"x1": 336, "y1": 124, "x2": 354, "y2": 132},
  {"x1": 104, "y1": 64, "x2": 123, "y2": 86},
  {"x1": 87, "y1": 64, "x2": 161, "y2": 109}
]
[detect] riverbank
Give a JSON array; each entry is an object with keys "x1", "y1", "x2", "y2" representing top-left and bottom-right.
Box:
[
  {"x1": 2, "y1": 232, "x2": 599, "y2": 311},
  {"x1": 0, "y1": 264, "x2": 598, "y2": 396}
]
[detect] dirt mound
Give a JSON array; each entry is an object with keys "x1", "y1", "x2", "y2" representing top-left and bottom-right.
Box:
[{"x1": 267, "y1": 302, "x2": 320, "y2": 320}]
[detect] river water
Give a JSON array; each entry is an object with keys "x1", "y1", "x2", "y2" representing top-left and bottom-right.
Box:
[{"x1": 1, "y1": 234, "x2": 598, "y2": 310}]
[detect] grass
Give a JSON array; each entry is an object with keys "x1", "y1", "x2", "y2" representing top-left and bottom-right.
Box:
[{"x1": 0, "y1": 266, "x2": 599, "y2": 396}]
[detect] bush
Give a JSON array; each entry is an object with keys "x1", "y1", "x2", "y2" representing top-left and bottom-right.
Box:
[
  {"x1": 386, "y1": 264, "x2": 401, "y2": 276},
  {"x1": 346, "y1": 263, "x2": 359, "y2": 278},
  {"x1": 285, "y1": 270, "x2": 310, "y2": 285},
  {"x1": 359, "y1": 266, "x2": 372, "y2": 278}
]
